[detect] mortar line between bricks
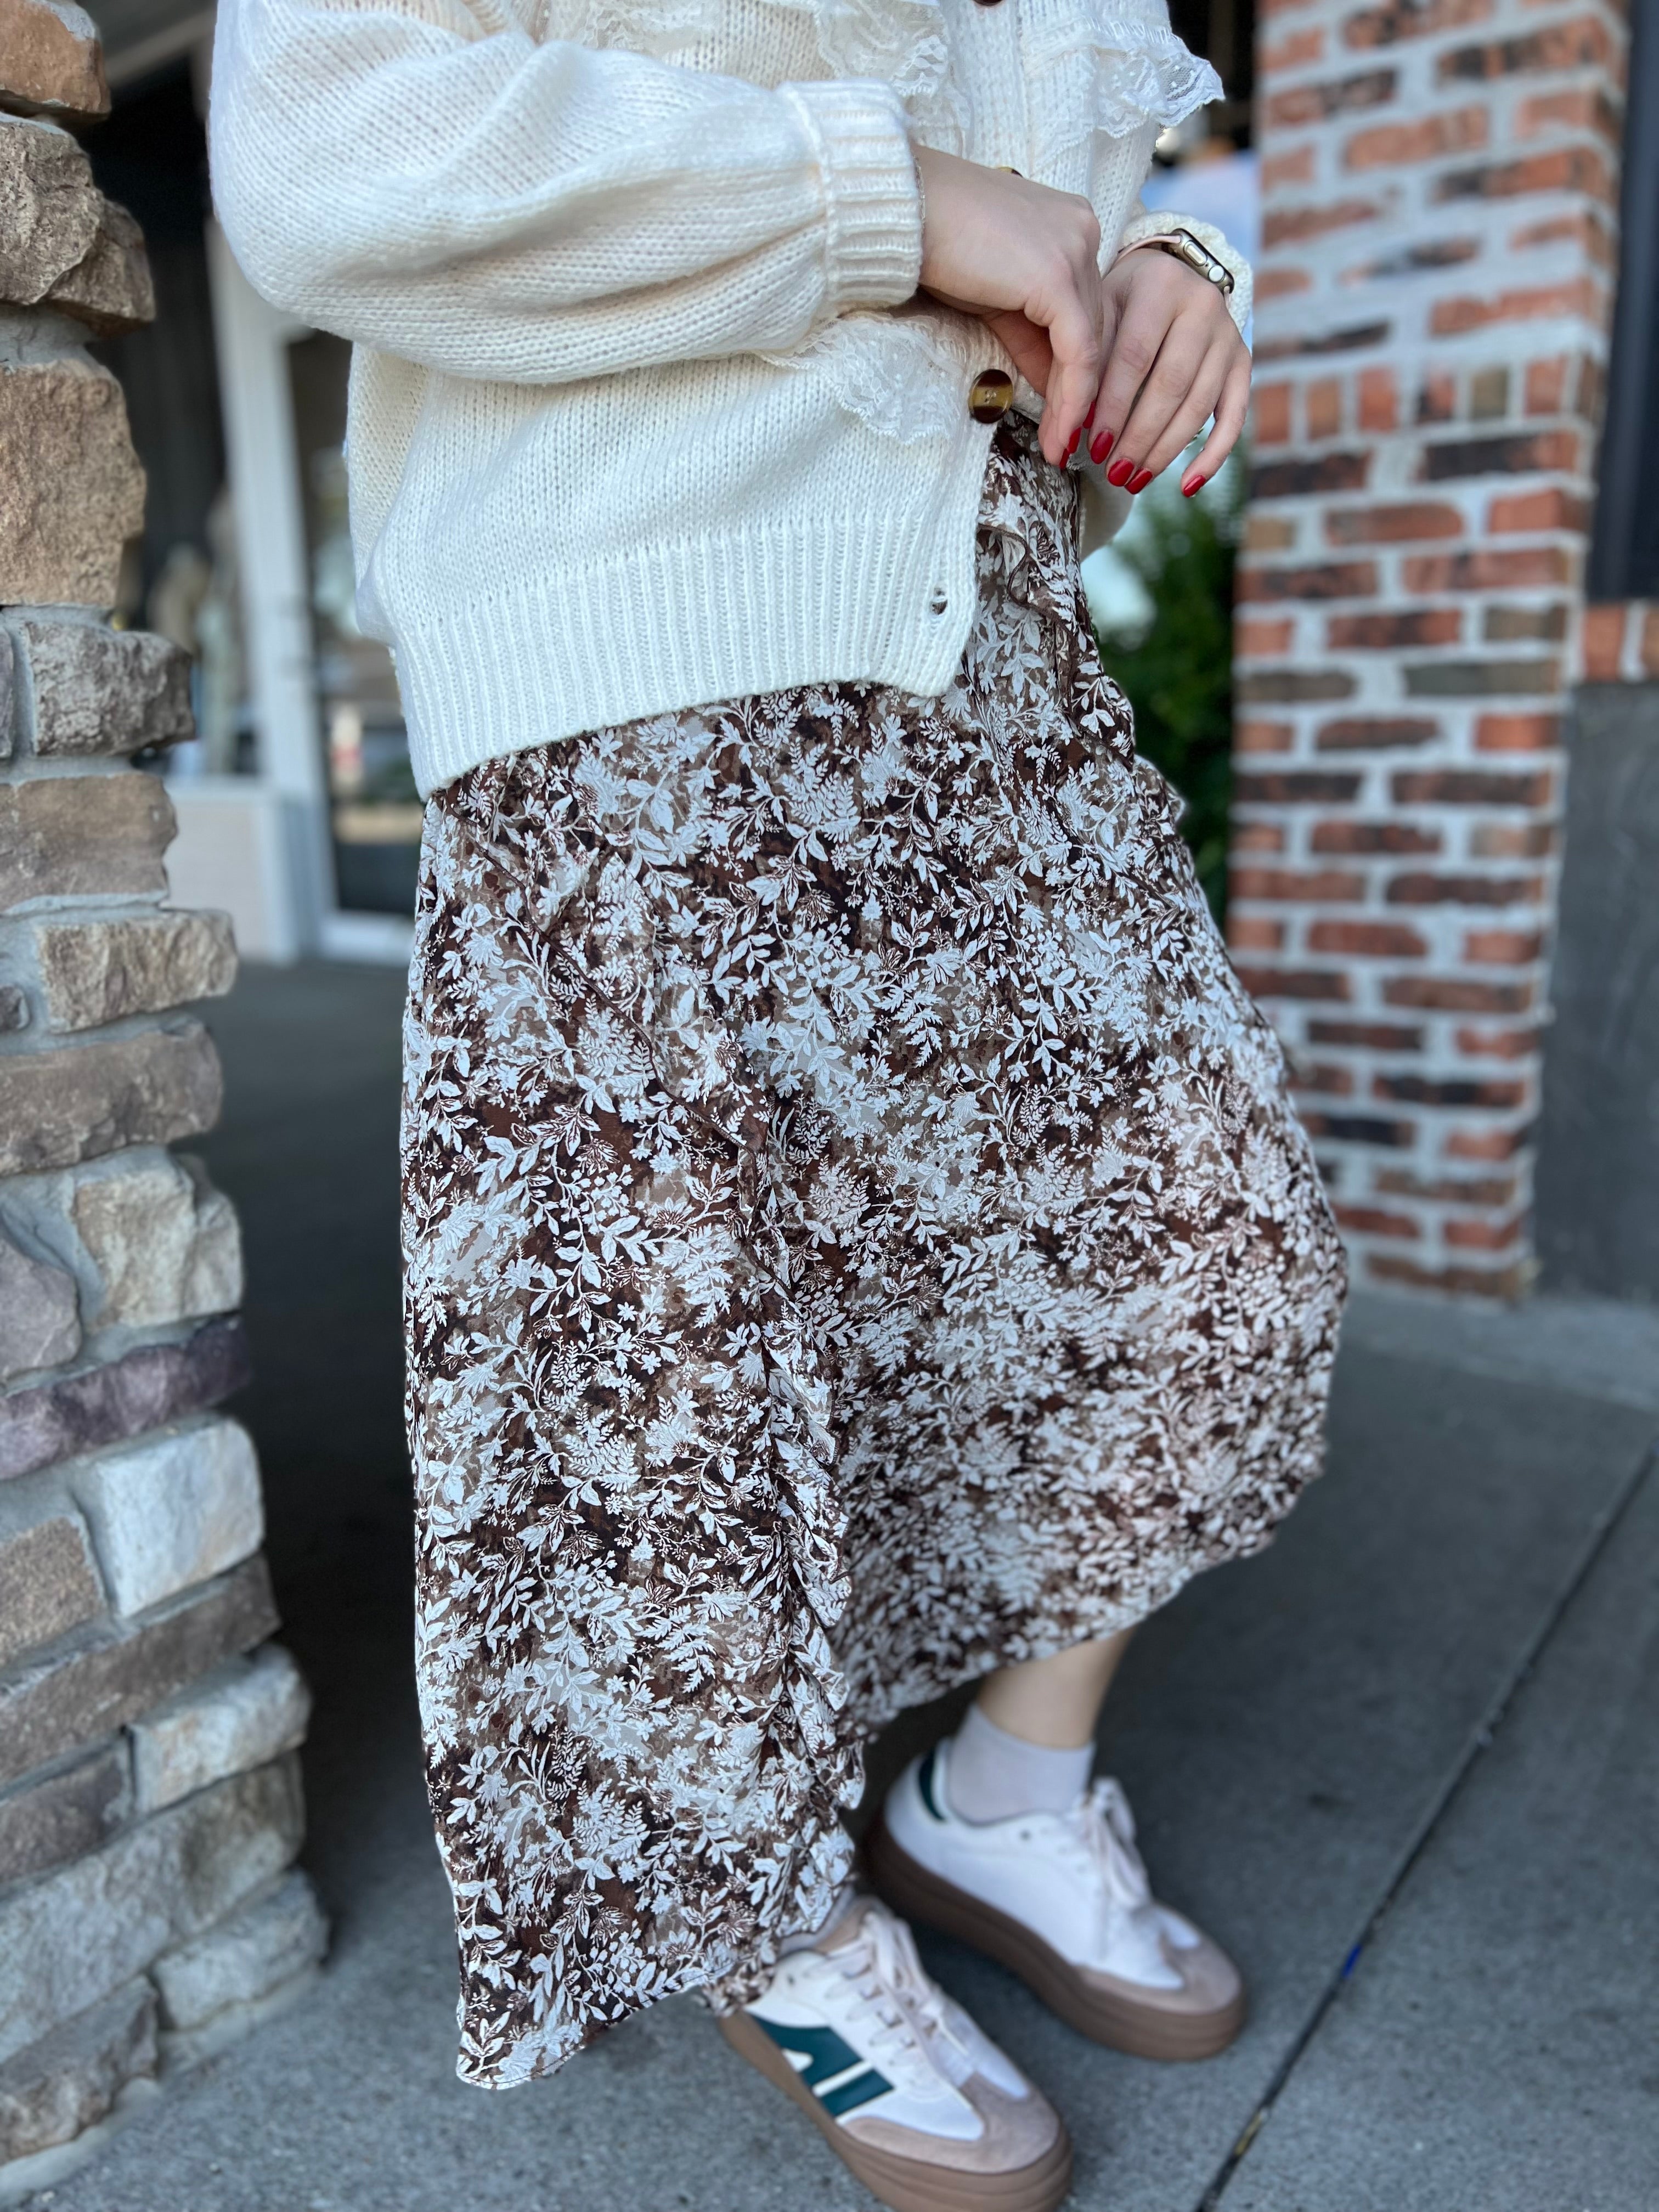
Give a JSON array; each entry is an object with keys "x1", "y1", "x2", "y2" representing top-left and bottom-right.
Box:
[{"x1": 1193, "y1": 1432, "x2": 1659, "y2": 2212}]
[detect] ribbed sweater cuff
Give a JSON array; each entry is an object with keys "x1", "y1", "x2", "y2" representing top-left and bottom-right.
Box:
[{"x1": 783, "y1": 78, "x2": 923, "y2": 314}]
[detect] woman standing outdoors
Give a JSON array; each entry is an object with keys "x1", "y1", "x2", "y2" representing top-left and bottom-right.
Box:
[{"x1": 212, "y1": 2, "x2": 1344, "y2": 2202}]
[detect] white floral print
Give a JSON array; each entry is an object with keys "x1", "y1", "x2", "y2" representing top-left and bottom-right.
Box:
[{"x1": 401, "y1": 419, "x2": 1346, "y2": 2089}]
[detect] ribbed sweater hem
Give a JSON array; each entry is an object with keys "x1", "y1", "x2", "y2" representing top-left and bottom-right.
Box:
[{"x1": 395, "y1": 464, "x2": 993, "y2": 797}]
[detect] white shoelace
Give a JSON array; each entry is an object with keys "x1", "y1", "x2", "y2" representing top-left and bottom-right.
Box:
[
  {"x1": 1044, "y1": 1778, "x2": 1164, "y2": 1965},
  {"x1": 1076, "y1": 1779, "x2": 1155, "y2": 1909},
  {"x1": 826, "y1": 1906, "x2": 972, "y2": 2093}
]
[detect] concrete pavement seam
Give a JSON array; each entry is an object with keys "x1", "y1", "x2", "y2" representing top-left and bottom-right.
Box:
[{"x1": 1193, "y1": 1432, "x2": 1659, "y2": 2211}]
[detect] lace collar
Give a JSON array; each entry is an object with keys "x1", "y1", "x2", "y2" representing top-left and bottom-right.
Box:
[
  {"x1": 1017, "y1": 0, "x2": 1222, "y2": 150},
  {"x1": 781, "y1": 0, "x2": 965, "y2": 143},
  {"x1": 573, "y1": 0, "x2": 1221, "y2": 156},
  {"x1": 798, "y1": 0, "x2": 1222, "y2": 155}
]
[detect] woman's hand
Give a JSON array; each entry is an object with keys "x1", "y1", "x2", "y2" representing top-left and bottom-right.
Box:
[
  {"x1": 914, "y1": 148, "x2": 1108, "y2": 467},
  {"x1": 913, "y1": 146, "x2": 1250, "y2": 494},
  {"x1": 1088, "y1": 248, "x2": 1250, "y2": 496}
]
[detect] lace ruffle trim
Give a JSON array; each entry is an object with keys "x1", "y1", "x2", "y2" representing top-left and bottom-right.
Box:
[
  {"x1": 563, "y1": 0, "x2": 1220, "y2": 155},
  {"x1": 1020, "y1": 0, "x2": 1224, "y2": 155},
  {"x1": 760, "y1": 308, "x2": 974, "y2": 445},
  {"x1": 777, "y1": 0, "x2": 967, "y2": 144}
]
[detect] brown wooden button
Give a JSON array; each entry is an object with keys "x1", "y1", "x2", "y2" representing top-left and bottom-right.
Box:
[{"x1": 968, "y1": 370, "x2": 1014, "y2": 424}]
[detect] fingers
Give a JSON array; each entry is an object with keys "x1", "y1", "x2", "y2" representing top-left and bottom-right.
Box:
[
  {"x1": 1041, "y1": 299, "x2": 1104, "y2": 465},
  {"x1": 911, "y1": 157, "x2": 1121, "y2": 466},
  {"x1": 1083, "y1": 249, "x2": 1251, "y2": 494},
  {"x1": 1122, "y1": 340, "x2": 1231, "y2": 487},
  {"x1": 1085, "y1": 253, "x2": 1187, "y2": 467},
  {"x1": 1104, "y1": 323, "x2": 1218, "y2": 489},
  {"x1": 912, "y1": 162, "x2": 1250, "y2": 481},
  {"x1": 1024, "y1": 239, "x2": 1105, "y2": 465},
  {"x1": 1183, "y1": 349, "x2": 1252, "y2": 495}
]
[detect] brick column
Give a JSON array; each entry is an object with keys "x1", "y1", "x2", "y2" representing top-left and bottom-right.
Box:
[
  {"x1": 1233, "y1": 0, "x2": 1626, "y2": 1295},
  {"x1": 0, "y1": 4, "x2": 324, "y2": 2176}
]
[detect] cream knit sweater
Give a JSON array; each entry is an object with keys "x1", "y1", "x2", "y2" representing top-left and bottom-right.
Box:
[{"x1": 210, "y1": 0, "x2": 1248, "y2": 797}]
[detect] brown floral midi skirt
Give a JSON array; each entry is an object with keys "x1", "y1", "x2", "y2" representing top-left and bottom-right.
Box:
[{"x1": 402, "y1": 418, "x2": 1346, "y2": 2089}]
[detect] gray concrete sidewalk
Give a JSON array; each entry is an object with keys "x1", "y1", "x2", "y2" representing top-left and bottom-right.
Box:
[{"x1": 20, "y1": 961, "x2": 1659, "y2": 2212}]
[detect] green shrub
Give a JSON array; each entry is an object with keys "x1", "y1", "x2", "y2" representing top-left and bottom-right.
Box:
[{"x1": 1092, "y1": 459, "x2": 1240, "y2": 921}]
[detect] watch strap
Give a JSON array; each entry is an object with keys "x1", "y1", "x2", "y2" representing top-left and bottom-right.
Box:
[{"x1": 1120, "y1": 228, "x2": 1236, "y2": 298}]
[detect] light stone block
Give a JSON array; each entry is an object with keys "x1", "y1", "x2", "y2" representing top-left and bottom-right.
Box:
[
  {"x1": 0, "y1": 1756, "x2": 303, "y2": 2064},
  {"x1": 132, "y1": 1644, "x2": 311, "y2": 1814},
  {"x1": 0, "y1": 1553, "x2": 277, "y2": 1789},
  {"x1": 70, "y1": 1153, "x2": 241, "y2": 1326},
  {"x1": 0, "y1": 1739, "x2": 127, "y2": 1884},
  {"x1": 0, "y1": 1225, "x2": 78, "y2": 1381},
  {"x1": 0, "y1": 1023, "x2": 221, "y2": 1176},
  {"x1": 151, "y1": 1869, "x2": 327, "y2": 2031},
  {"x1": 40, "y1": 194, "x2": 152, "y2": 336},
  {"x1": 34, "y1": 911, "x2": 237, "y2": 1031},
  {"x1": 0, "y1": 1506, "x2": 100, "y2": 1666},
  {"x1": 0, "y1": 115, "x2": 104, "y2": 307},
  {"x1": 12, "y1": 617, "x2": 192, "y2": 758},
  {"x1": 0, "y1": 1148, "x2": 240, "y2": 1332},
  {"x1": 71, "y1": 1417, "x2": 263, "y2": 1618},
  {"x1": 0, "y1": 769, "x2": 173, "y2": 912},
  {"x1": 0, "y1": 0, "x2": 108, "y2": 120},
  {"x1": 0, "y1": 1979, "x2": 155, "y2": 2166},
  {"x1": 0, "y1": 353, "x2": 144, "y2": 607}
]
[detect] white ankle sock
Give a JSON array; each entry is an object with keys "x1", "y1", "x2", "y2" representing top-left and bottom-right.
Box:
[
  {"x1": 778, "y1": 1881, "x2": 861, "y2": 1957},
  {"x1": 945, "y1": 1703, "x2": 1094, "y2": 1825}
]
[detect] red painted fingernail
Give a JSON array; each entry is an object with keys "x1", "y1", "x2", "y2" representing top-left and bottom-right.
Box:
[
  {"x1": 1128, "y1": 469, "x2": 1154, "y2": 494},
  {"x1": 1066, "y1": 425, "x2": 1081, "y2": 459},
  {"x1": 1105, "y1": 456, "x2": 1134, "y2": 487},
  {"x1": 1182, "y1": 469, "x2": 1205, "y2": 498},
  {"x1": 1091, "y1": 430, "x2": 1114, "y2": 465}
]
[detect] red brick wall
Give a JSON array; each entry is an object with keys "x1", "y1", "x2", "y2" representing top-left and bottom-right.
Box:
[{"x1": 1234, "y1": 0, "x2": 1627, "y2": 1296}]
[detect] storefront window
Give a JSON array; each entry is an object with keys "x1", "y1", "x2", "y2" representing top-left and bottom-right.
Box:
[
  {"x1": 288, "y1": 331, "x2": 423, "y2": 913},
  {"x1": 1588, "y1": 0, "x2": 1659, "y2": 600}
]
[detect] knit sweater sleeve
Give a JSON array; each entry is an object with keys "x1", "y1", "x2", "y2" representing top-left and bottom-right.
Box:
[{"x1": 208, "y1": 0, "x2": 923, "y2": 383}]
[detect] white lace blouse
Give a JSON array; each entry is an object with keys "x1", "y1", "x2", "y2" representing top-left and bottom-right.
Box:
[{"x1": 210, "y1": 0, "x2": 1247, "y2": 797}]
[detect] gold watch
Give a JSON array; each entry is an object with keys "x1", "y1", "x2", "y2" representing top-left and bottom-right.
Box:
[{"x1": 1124, "y1": 228, "x2": 1235, "y2": 298}]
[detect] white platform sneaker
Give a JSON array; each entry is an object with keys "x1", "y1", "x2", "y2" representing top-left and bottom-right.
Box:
[
  {"x1": 719, "y1": 1894, "x2": 1071, "y2": 2212},
  {"x1": 868, "y1": 1736, "x2": 1245, "y2": 2061}
]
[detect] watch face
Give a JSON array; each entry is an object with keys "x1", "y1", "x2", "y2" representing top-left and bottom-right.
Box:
[{"x1": 1176, "y1": 232, "x2": 1232, "y2": 295}]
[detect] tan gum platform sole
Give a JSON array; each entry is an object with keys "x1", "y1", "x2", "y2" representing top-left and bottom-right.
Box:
[
  {"x1": 867, "y1": 1816, "x2": 1246, "y2": 2064},
  {"x1": 718, "y1": 2008, "x2": 1074, "y2": 2212}
]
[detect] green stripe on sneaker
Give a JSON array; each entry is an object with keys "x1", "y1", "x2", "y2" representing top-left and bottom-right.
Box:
[
  {"x1": 817, "y1": 2065, "x2": 892, "y2": 2118},
  {"x1": 752, "y1": 2018, "x2": 892, "y2": 2113}
]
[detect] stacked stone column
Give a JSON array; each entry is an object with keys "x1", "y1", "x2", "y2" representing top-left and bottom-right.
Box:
[
  {"x1": 0, "y1": 0, "x2": 324, "y2": 2180},
  {"x1": 1233, "y1": 0, "x2": 1625, "y2": 1293}
]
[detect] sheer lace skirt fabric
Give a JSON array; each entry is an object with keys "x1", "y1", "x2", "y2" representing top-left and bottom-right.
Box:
[{"x1": 400, "y1": 421, "x2": 1345, "y2": 2086}]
